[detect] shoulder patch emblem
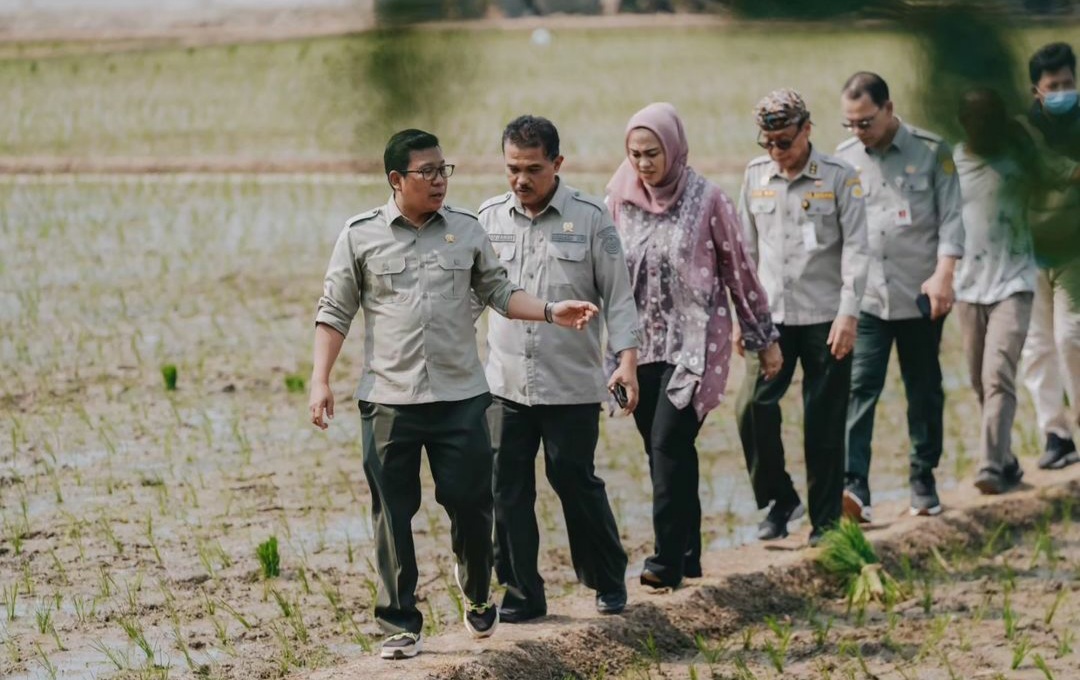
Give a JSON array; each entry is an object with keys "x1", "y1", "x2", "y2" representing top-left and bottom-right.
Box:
[
  {"x1": 852, "y1": 185, "x2": 864, "y2": 198},
  {"x1": 941, "y1": 156, "x2": 956, "y2": 175},
  {"x1": 603, "y1": 233, "x2": 622, "y2": 254}
]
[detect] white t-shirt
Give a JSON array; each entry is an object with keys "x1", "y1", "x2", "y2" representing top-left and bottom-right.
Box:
[{"x1": 953, "y1": 142, "x2": 1037, "y2": 305}]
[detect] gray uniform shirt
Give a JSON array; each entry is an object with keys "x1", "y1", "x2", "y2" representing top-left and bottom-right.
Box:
[
  {"x1": 738, "y1": 146, "x2": 870, "y2": 325},
  {"x1": 835, "y1": 122, "x2": 965, "y2": 320},
  {"x1": 315, "y1": 197, "x2": 519, "y2": 405},
  {"x1": 479, "y1": 180, "x2": 641, "y2": 405}
]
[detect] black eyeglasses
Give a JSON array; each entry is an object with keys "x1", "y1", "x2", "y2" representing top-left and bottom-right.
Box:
[
  {"x1": 841, "y1": 109, "x2": 882, "y2": 130},
  {"x1": 404, "y1": 164, "x2": 455, "y2": 181},
  {"x1": 757, "y1": 122, "x2": 806, "y2": 151}
]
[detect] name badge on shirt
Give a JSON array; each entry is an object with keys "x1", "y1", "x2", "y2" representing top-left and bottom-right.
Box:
[
  {"x1": 895, "y1": 200, "x2": 913, "y2": 227},
  {"x1": 551, "y1": 233, "x2": 587, "y2": 243},
  {"x1": 801, "y1": 222, "x2": 819, "y2": 251}
]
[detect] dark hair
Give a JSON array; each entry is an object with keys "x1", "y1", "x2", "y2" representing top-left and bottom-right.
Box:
[
  {"x1": 1029, "y1": 42, "x2": 1076, "y2": 85},
  {"x1": 958, "y1": 87, "x2": 1035, "y2": 167},
  {"x1": 501, "y1": 115, "x2": 560, "y2": 161},
  {"x1": 384, "y1": 129, "x2": 440, "y2": 177},
  {"x1": 842, "y1": 72, "x2": 890, "y2": 107}
]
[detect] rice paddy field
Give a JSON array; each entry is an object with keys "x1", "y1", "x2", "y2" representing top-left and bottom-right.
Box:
[{"x1": 1, "y1": 18, "x2": 1079, "y2": 680}]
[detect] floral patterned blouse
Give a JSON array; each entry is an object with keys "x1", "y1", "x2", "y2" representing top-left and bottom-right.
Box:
[{"x1": 610, "y1": 169, "x2": 778, "y2": 420}]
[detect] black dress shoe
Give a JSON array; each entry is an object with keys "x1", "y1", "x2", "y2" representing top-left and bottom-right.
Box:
[
  {"x1": 498, "y1": 605, "x2": 546, "y2": 624},
  {"x1": 640, "y1": 568, "x2": 678, "y2": 590},
  {"x1": 683, "y1": 562, "x2": 703, "y2": 579},
  {"x1": 595, "y1": 587, "x2": 627, "y2": 615}
]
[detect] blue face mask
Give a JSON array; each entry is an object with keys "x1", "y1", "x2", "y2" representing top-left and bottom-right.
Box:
[{"x1": 1043, "y1": 89, "x2": 1079, "y2": 115}]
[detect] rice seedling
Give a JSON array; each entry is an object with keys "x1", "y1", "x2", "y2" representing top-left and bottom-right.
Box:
[
  {"x1": 72, "y1": 594, "x2": 97, "y2": 624},
  {"x1": 217, "y1": 599, "x2": 253, "y2": 630},
  {"x1": 4, "y1": 583, "x2": 17, "y2": 621},
  {"x1": 639, "y1": 631, "x2": 661, "y2": 672},
  {"x1": 118, "y1": 614, "x2": 156, "y2": 663},
  {"x1": 1003, "y1": 590, "x2": 1018, "y2": 640},
  {"x1": 1057, "y1": 629, "x2": 1074, "y2": 658},
  {"x1": 1045, "y1": 588, "x2": 1067, "y2": 626},
  {"x1": 256, "y1": 536, "x2": 281, "y2": 579},
  {"x1": 981, "y1": 522, "x2": 1010, "y2": 557},
  {"x1": 763, "y1": 615, "x2": 793, "y2": 673},
  {"x1": 161, "y1": 364, "x2": 178, "y2": 391},
  {"x1": 92, "y1": 639, "x2": 132, "y2": 672},
  {"x1": 34, "y1": 599, "x2": 53, "y2": 633},
  {"x1": 284, "y1": 374, "x2": 305, "y2": 393},
  {"x1": 1034, "y1": 653, "x2": 1056, "y2": 680},
  {"x1": 1030, "y1": 518, "x2": 1057, "y2": 570},
  {"x1": 33, "y1": 641, "x2": 58, "y2": 680},
  {"x1": 817, "y1": 518, "x2": 901, "y2": 615},
  {"x1": 694, "y1": 633, "x2": 725, "y2": 664},
  {"x1": 1011, "y1": 635, "x2": 1033, "y2": 670}
]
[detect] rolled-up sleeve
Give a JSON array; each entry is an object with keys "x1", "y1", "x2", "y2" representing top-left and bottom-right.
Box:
[
  {"x1": 314, "y1": 226, "x2": 361, "y2": 337},
  {"x1": 713, "y1": 192, "x2": 777, "y2": 352},
  {"x1": 837, "y1": 167, "x2": 870, "y2": 318},
  {"x1": 934, "y1": 143, "x2": 965, "y2": 259},
  {"x1": 593, "y1": 212, "x2": 641, "y2": 354},
  {"x1": 471, "y1": 234, "x2": 519, "y2": 316}
]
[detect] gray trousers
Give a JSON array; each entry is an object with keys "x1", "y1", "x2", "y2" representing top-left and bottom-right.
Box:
[{"x1": 956, "y1": 293, "x2": 1034, "y2": 474}]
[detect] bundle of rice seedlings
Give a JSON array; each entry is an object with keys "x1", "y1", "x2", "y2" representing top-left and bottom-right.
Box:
[{"x1": 817, "y1": 518, "x2": 902, "y2": 611}]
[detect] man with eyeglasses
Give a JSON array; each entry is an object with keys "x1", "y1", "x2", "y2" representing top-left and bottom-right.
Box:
[
  {"x1": 309, "y1": 128, "x2": 600, "y2": 660},
  {"x1": 833, "y1": 72, "x2": 965, "y2": 523},
  {"x1": 477, "y1": 115, "x2": 640, "y2": 622},
  {"x1": 1016, "y1": 42, "x2": 1080, "y2": 471},
  {"x1": 735, "y1": 89, "x2": 870, "y2": 546}
]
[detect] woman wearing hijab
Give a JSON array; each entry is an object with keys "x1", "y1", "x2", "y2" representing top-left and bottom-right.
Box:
[{"x1": 606, "y1": 102, "x2": 783, "y2": 589}]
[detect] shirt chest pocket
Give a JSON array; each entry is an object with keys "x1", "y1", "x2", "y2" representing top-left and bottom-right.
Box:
[
  {"x1": 495, "y1": 242, "x2": 521, "y2": 285},
  {"x1": 902, "y1": 174, "x2": 931, "y2": 193},
  {"x1": 363, "y1": 255, "x2": 409, "y2": 304},
  {"x1": 546, "y1": 239, "x2": 589, "y2": 287},
  {"x1": 434, "y1": 251, "x2": 472, "y2": 300},
  {"x1": 803, "y1": 200, "x2": 838, "y2": 248},
  {"x1": 749, "y1": 199, "x2": 777, "y2": 233}
]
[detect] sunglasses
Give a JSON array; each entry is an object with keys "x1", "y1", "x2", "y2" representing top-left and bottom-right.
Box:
[
  {"x1": 841, "y1": 108, "x2": 883, "y2": 131},
  {"x1": 757, "y1": 121, "x2": 806, "y2": 151}
]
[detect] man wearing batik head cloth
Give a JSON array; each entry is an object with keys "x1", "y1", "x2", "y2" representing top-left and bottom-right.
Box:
[
  {"x1": 735, "y1": 89, "x2": 870, "y2": 546},
  {"x1": 607, "y1": 102, "x2": 780, "y2": 589}
]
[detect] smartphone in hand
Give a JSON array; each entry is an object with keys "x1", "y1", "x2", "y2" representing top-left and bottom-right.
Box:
[
  {"x1": 916, "y1": 293, "x2": 932, "y2": 319},
  {"x1": 611, "y1": 383, "x2": 629, "y2": 409}
]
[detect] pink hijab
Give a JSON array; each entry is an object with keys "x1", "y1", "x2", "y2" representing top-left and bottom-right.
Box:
[{"x1": 606, "y1": 102, "x2": 690, "y2": 214}]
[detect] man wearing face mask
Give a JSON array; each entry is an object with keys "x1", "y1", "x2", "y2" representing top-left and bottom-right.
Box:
[
  {"x1": 833, "y1": 72, "x2": 965, "y2": 523},
  {"x1": 1017, "y1": 42, "x2": 1080, "y2": 471},
  {"x1": 736, "y1": 89, "x2": 870, "y2": 545}
]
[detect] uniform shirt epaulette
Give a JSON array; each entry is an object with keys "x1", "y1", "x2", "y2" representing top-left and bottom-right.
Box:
[
  {"x1": 345, "y1": 208, "x2": 379, "y2": 227},
  {"x1": 570, "y1": 191, "x2": 605, "y2": 212},
  {"x1": 444, "y1": 204, "x2": 478, "y2": 220},
  {"x1": 478, "y1": 192, "x2": 513, "y2": 214},
  {"x1": 747, "y1": 154, "x2": 773, "y2": 167},
  {"x1": 818, "y1": 155, "x2": 857, "y2": 172},
  {"x1": 836, "y1": 137, "x2": 861, "y2": 152},
  {"x1": 909, "y1": 126, "x2": 945, "y2": 152}
]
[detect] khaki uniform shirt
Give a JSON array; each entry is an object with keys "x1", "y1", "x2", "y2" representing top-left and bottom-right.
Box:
[
  {"x1": 315, "y1": 197, "x2": 519, "y2": 405},
  {"x1": 479, "y1": 180, "x2": 641, "y2": 405},
  {"x1": 738, "y1": 146, "x2": 870, "y2": 325},
  {"x1": 835, "y1": 122, "x2": 965, "y2": 320}
]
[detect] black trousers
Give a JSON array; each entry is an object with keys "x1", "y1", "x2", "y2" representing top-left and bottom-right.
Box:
[
  {"x1": 488, "y1": 398, "x2": 627, "y2": 612},
  {"x1": 632, "y1": 362, "x2": 704, "y2": 586},
  {"x1": 736, "y1": 322, "x2": 852, "y2": 532},
  {"x1": 360, "y1": 393, "x2": 494, "y2": 636}
]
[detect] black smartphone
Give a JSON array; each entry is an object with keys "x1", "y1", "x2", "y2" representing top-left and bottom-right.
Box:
[
  {"x1": 916, "y1": 293, "x2": 932, "y2": 319},
  {"x1": 611, "y1": 383, "x2": 629, "y2": 409}
]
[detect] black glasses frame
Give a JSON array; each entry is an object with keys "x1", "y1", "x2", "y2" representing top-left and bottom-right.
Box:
[{"x1": 404, "y1": 164, "x2": 455, "y2": 181}]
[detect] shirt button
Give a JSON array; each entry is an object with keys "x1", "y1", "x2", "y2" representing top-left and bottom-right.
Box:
[
  {"x1": 526, "y1": 327, "x2": 533, "y2": 334},
  {"x1": 526, "y1": 352, "x2": 532, "y2": 358},
  {"x1": 528, "y1": 273, "x2": 535, "y2": 279},
  {"x1": 422, "y1": 292, "x2": 429, "y2": 298}
]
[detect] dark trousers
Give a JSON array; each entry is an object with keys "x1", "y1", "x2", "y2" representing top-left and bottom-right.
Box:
[
  {"x1": 736, "y1": 322, "x2": 851, "y2": 532},
  {"x1": 488, "y1": 398, "x2": 627, "y2": 612},
  {"x1": 633, "y1": 362, "x2": 704, "y2": 586},
  {"x1": 845, "y1": 312, "x2": 945, "y2": 482},
  {"x1": 360, "y1": 393, "x2": 494, "y2": 636}
]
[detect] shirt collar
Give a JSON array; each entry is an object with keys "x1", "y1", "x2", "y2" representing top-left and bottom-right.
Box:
[
  {"x1": 510, "y1": 177, "x2": 568, "y2": 219},
  {"x1": 767, "y1": 145, "x2": 824, "y2": 182},
  {"x1": 866, "y1": 118, "x2": 909, "y2": 155},
  {"x1": 385, "y1": 195, "x2": 446, "y2": 229}
]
